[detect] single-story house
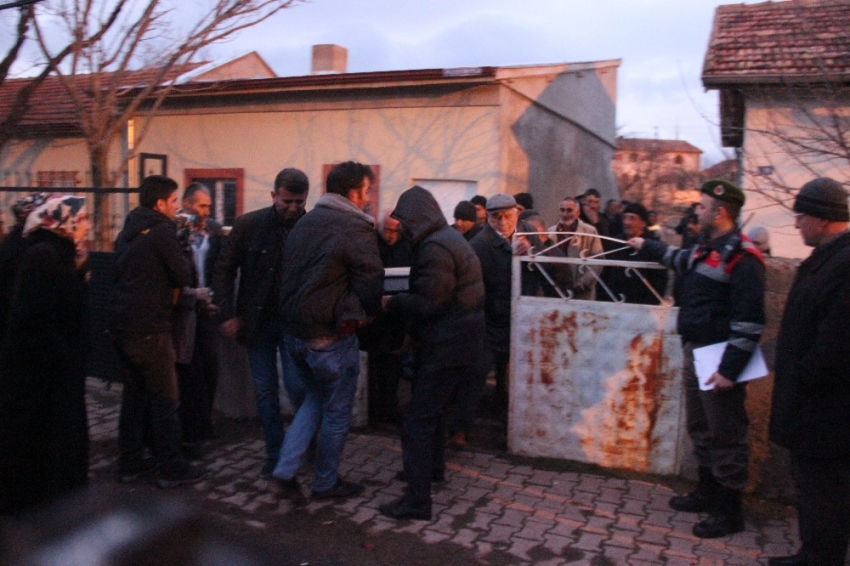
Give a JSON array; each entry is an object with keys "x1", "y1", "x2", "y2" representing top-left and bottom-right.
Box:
[
  {"x1": 702, "y1": 0, "x2": 850, "y2": 258},
  {"x1": 1, "y1": 45, "x2": 621, "y2": 236}
]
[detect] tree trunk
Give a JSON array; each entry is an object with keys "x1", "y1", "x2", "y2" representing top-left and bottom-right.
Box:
[{"x1": 90, "y1": 145, "x2": 111, "y2": 250}]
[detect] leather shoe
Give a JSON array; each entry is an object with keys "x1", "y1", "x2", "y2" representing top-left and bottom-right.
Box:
[
  {"x1": 379, "y1": 498, "x2": 432, "y2": 520},
  {"x1": 395, "y1": 470, "x2": 445, "y2": 483},
  {"x1": 271, "y1": 477, "x2": 303, "y2": 500},
  {"x1": 311, "y1": 478, "x2": 364, "y2": 500},
  {"x1": 692, "y1": 511, "x2": 744, "y2": 538},
  {"x1": 669, "y1": 490, "x2": 711, "y2": 512},
  {"x1": 767, "y1": 553, "x2": 806, "y2": 566}
]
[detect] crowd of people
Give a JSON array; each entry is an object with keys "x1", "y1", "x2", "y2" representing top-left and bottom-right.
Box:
[{"x1": 0, "y1": 168, "x2": 847, "y2": 565}]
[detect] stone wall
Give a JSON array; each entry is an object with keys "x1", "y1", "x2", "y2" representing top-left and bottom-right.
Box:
[{"x1": 746, "y1": 257, "x2": 798, "y2": 500}]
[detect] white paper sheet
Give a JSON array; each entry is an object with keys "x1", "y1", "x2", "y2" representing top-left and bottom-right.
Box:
[{"x1": 693, "y1": 342, "x2": 768, "y2": 391}]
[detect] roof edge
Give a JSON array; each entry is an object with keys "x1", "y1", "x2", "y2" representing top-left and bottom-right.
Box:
[{"x1": 703, "y1": 72, "x2": 850, "y2": 87}]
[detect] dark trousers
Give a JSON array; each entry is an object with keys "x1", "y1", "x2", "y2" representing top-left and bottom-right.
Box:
[
  {"x1": 401, "y1": 353, "x2": 470, "y2": 506},
  {"x1": 450, "y1": 350, "x2": 491, "y2": 434},
  {"x1": 368, "y1": 351, "x2": 403, "y2": 423},
  {"x1": 683, "y1": 342, "x2": 749, "y2": 490},
  {"x1": 178, "y1": 317, "x2": 220, "y2": 442},
  {"x1": 490, "y1": 348, "x2": 510, "y2": 413},
  {"x1": 115, "y1": 331, "x2": 187, "y2": 475},
  {"x1": 793, "y1": 453, "x2": 850, "y2": 566}
]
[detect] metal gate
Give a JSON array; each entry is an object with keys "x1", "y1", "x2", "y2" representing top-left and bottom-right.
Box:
[{"x1": 508, "y1": 236, "x2": 687, "y2": 475}]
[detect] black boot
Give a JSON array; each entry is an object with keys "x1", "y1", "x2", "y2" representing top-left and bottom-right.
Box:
[
  {"x1": 669, "y1": 466, "x2": 717, "y2": 512},
  {"x1": 692, "y1": 485, "x2": 745, "y2": 538}
]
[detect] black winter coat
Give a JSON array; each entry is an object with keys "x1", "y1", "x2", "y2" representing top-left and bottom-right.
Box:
[
  {"x1": 599, "y1": 229, "x2": 668, "y2": 305},
  {"x1": 0, "y1": 230, "x2": 89, "y2": 515},
  {"x1": 0, "y1": 225, "x2": 26, "y2": 347},
  {"x1": 386, "y1": 186, "x2": 484, "y2": 365},
  {"x1": 280, "y1": 194, "x2": 383, "y2": 340},
  {"x1": 470, "y1": 224, "x2": 512, "y2": 352},
  {"x1": 213, "y1": 207, "x2": 298, "y2": 343},
  {"x1": 643, "y1": 230, "x2": 765, "y2": 380},
  {"x1": 110, "y1": 207, "x2": 193, "y2": 334},
  {"x1": 770, "y1": 231, "x2": 850, "y2": 458}
]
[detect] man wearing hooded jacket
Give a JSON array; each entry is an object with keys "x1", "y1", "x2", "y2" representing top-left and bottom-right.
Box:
[
  {"x1": 110, "y1": 175, "x2": 203, "y2": 488},
  {"x1": 378, "y1": 186, "x2": 485, "y2": 520}
]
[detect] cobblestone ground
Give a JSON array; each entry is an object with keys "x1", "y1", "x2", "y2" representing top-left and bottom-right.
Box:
[{"x1": 85, "y1": 378, "x2": 803, "y2": 566}]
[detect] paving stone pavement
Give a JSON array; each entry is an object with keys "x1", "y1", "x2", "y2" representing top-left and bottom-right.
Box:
[{"x1": 85, "y1": 378, "x2": 802, "y2": 566}]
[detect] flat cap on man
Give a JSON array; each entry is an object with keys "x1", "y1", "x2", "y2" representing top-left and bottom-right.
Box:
[
  {"x1": 701, "y1": 179, "x2": 745, "y2": 206},
  {"x1": 485, "y1": 193, "x2": 516, "y2": 212},
  {"x1": 793, "y1": 177, "x2": 849, "y2": 222}
]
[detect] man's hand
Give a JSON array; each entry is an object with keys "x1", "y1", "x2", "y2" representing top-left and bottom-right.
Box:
[
  {"x1": 626, "y1": 237, "x2": 645, "y2": 250},
  {"x1": 705, "y1": 372, "x2": 735, "y2": 392},
  {"x1": 513, "y1": 235, "x2": 531, "y2": 256},
  {"x1": 220, "y1": 317, "x2": 243, "y2": 340},
  {"x1": 381, "y1": 295, "x2": 392, "y2": 310}
]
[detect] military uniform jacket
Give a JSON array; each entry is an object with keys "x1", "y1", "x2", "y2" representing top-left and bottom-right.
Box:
[{"x1": 643, "y1": 230, "x2": 765, "y2": 380}]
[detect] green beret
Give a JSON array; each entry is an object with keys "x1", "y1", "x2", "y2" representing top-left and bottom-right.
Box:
[{"x1": 701, "y1": 179, "x2": 745, "y2": 206}]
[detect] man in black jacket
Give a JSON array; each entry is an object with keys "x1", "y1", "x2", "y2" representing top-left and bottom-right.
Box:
[
  {"x1": 469, "y1": 194, "x2": 530, "y2": 416},
  {"x1": 378, "y1": 186, "x2": 485, "y2": 520},
  {"x1": 213, "y1": 168, "x2": 309, "y2": 476},
  {"x1": 599, "y1": 202, "x2": 667, "y2": 305},
  {"x1": 629, "y1": 180, "x2": 765, "y2": 538},
  {"x1": 270, "y1": 162, "x2": 383, "y2": 501},
  {"x1": 767, "y1": 178, "x2": 850, "y2": 566},
  {"x1": 110, "y1": 175, "x2": 203, "y2": 488}
]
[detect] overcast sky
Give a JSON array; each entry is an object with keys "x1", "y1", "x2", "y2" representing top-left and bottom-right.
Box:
[{"x1": 196, "y1": 0, "x2": 763, "y2": 166}]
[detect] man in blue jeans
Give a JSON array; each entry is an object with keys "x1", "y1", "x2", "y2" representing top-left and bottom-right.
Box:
[
  {"x1": 214, "y1": 169, "x2": 309, "y2": 476},
  {"x1": 272, "y1": 161, "x2": 383, "y2": 500}
]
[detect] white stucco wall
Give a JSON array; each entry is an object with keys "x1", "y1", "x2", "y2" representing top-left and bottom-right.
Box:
[
  {"x1": 135, "y1": 97, "x2": 502, "y2": 219},
  {"x1": 741, "y1": 91, "x2": 850, "y2": 258}
]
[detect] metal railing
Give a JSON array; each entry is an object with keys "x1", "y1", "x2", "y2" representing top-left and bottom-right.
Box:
[{"x1": 512, "y1": 231, "x2": 673, "y2": 305}]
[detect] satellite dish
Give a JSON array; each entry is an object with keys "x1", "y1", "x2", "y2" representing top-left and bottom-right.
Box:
[{"x1": 0, "y1": 0, "x2": 44, "y2": 10}]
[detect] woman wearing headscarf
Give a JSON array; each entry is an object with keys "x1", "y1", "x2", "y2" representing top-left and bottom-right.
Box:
[{"x1": 0, "y1": 196, "x2": 92, "y2": 516}]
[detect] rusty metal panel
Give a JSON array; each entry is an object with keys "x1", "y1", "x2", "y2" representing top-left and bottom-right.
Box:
[{"x1": 508, "y1": 297, "x2": 685, "y2": 475}]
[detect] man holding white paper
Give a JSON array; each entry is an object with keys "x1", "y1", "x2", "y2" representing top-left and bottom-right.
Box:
[{"x1": 628, "y1": 179, "x2": 765, "y2": 539}]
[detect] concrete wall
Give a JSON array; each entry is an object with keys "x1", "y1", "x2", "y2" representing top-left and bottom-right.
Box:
[{"x1": 503, "y1": 63, "x2": 620, "y2": 227}]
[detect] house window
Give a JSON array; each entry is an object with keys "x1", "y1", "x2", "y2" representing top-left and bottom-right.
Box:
[
  {"x1": 184, "y1": 168, "x2": 244, "y2": 226},
  {"x1": 322, "y1": 164, "x2": 381, "y2": 219},
  {"x1": 630, "y1": 153, "x2": 638, "y2": 162},
  {"x1": 674, "y1": 155, "x2": 683, "y2": 165},
  {"x1": 37, "y1": 171, "x2": 79, "y2": 188}
]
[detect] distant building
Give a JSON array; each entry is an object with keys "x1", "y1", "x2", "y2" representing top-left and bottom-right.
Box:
[
  {"x1": 700, "y1": 158, "x2": 738, "y2": 184},
  {"x1": 703, "y1": 0, "x2": 850, "y2": 258},
  {"x1": 1, "y1": 46, "x2": 622, "y2": 239},
  {"x1": 612, "y1": 137, "x2": 703, "y2": 225}
]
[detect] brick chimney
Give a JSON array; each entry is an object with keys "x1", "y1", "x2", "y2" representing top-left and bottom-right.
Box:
[{"x1": 311, "y1": 44, "x2": 348, "y2": 75}]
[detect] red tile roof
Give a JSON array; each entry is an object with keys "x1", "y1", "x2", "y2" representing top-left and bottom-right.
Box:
[
  {"x1": 2, "y1": 63, "x2": 501, "y2": 135},
  {"x1": 701, "y1": 158, "x2": 739, "y2": 181},
  {"x1": 616, "y1": 137, "x2": 703, "y2": 154},
  {"x1": 703, "y1": 0, "x2": 850, "y2": 86},
  {"x1": 0, "y1": 64, "x2": 205, "y2": 136}
]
